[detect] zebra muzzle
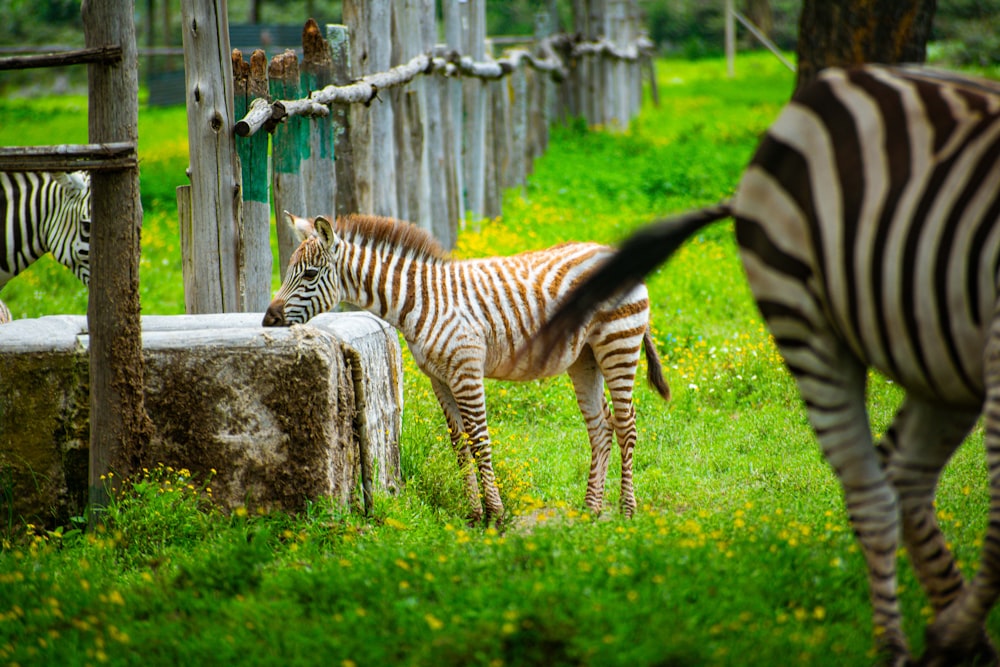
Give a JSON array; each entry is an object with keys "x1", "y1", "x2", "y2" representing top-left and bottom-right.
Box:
[{"x1": 262, "y1": 300, "x2": 287, "y2": 327}]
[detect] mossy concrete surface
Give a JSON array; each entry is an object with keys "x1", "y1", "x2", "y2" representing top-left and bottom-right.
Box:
[{"x1": 0, "y1": 312, "x2": 402, "y2": 529}]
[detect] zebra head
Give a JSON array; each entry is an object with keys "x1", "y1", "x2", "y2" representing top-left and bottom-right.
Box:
[
  {"x1": 48, "y1": 171, "x2": 92, "y2": 286},
  {"x1": 263, "y1": 212, "x2": 342, "y2": 327}
]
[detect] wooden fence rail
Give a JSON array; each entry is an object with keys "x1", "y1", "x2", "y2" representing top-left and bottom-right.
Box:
[{"x1": 180, "y1": 0, "x2": 653, "y2": 315}]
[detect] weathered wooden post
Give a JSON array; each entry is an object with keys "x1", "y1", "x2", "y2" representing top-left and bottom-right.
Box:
[
  {"x1": 533, "y1": 12, "x2": 552, "y2": 153},
  {"x1": 392, "y1": 0, "x2": 430, "y2": 231},
  {"x1": 420, "y1": 0, "x2": 456, "y2": 248},
  {"x1": 178, "y1": 0, "x2": 243, "y2": 313},
  {"x1": 463, "y1": 0, "x2": 488, "y2": 221},
  {"x1": 344, "y1": 0, "x2": 397, "y2": 218},
  {"x1": 269, "y1": 50, "x2": 308, "y2": 277},
  {"x1": 81, "y1": 0, "x2": 151, "y2": 518},
  {"x1": 301, "y1": 19, "x2": 336, "y2": 218},
  {"x1": 232, "y1": 48, "x2": 272, "y2": 310},
  {"x1": 443, "y1": 0, "x2": 466, "y2": 225},
  {"x1": 327, "y1": 24, "x2": 358, "y2": 218}
]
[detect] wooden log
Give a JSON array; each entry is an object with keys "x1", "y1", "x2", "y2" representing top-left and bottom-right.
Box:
[
  {"x1": 233, "y1": 48, "x2": 272, "y2": 311},
  {"x1": 269, "y1": 50, "x2": 308, "y2": 278},
  {"x1": 0, "y1": 142, "x2": 136, "y2": 171},
  {"x1": 327, "y1": 24, "x2": 357, "y2": 218},
  {"x1": 179, "y1": 0, "x2": 242, "y2": 314},
  {"x1": 301, "y1": 18, "x2": 336, "y2": 219},
  {"x1": 0, "y1": 45, "x2": 122, "y2": 71},
  {"x1": 81, "y1": 0, "x2": 151, "y2": 522}
]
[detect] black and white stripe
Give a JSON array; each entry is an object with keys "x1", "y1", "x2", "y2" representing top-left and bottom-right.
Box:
[
  {"x1": 264, "y1": 212, "x2": 671, "y2": 525},
  {"x1": 0, "y1": 171, "x2": 92, "y2": 323},
  {"x1": 536, "y1": 65, "x2": 1000, "y2": 665}
]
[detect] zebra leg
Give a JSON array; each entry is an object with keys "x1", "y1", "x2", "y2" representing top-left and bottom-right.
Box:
[
  {"x1": 444, "y1": 374, "x2": 505, "y2": 526},
  {"x1": 0, "y1": 298, "x2": 10, "y2": 324},
  {"x1": 567, "y1": 347, "x2": 615, "y2": 515},
  {"x1": 919, "y1": 321, "x2": 1000, "y2": 666},
  {"x1": 593, "y1": 341, "x2": 642, "y2": 518},
  {"x1": 878, "y1": 398, "x2": 978, "y2": 616},
  {"x1": 795, "y1": 353, "x2": 910, "y2": 662},
  {"x1": 429, "y1": 377, "x2": 484, "y2": 524}
]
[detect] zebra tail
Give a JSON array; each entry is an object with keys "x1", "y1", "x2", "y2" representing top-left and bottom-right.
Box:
[
  {"x1": 535, "y1": 202, "x2": 733, "y2": 355},
  {"x1": 643, "y1": 329, "x2": 670, "y2": 401}
]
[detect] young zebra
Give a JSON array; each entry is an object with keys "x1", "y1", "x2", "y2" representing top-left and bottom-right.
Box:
[
  {"x1": 263, "y1": 211, "x2": 670, "y2": 524},
  {"x1": 535, "y1": 66, "x2": 1000, "y2": 665},
  {"x1": 0, "y1": 170, "x2": 92, "y2": 323}
]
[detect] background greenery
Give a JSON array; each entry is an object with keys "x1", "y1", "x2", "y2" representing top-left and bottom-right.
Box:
[{"x1": 0, "y1": 51, "x2": 995, "y2": 665}]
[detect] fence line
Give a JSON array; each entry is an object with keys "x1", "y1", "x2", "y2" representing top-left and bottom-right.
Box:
[{"x1": 181, "y1": 0, "x2": 654, "y2": 314}]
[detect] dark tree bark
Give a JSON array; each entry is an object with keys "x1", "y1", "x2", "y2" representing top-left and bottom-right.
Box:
[{"x1": 795, "y1": 0, "x2": 936, "y2": 93}]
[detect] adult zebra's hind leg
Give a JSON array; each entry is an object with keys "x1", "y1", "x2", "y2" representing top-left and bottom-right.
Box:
[
  {"x1": 429, "y1": 377, "x2": 484, "y2": 524},
  {"x1": 568, "y1": 346, "x2": 616, "y2": 515},
  {"x1": 877, "y1": 398, "x2": 978, "y2": 618},
  {"x1": 791, "y1": 349, "x2": 909, "y2": 663},
  {"x1": 919, "y1": 317, "x2": 1000, "y2": 667}
]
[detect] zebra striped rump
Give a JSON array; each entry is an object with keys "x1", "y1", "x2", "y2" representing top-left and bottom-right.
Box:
[
  {"x1": 265, "y1": 211, "x2": 670, "y2": 525},
  {"x1": 536, "y1": 65, "x2": 1000, "y2": 666}
]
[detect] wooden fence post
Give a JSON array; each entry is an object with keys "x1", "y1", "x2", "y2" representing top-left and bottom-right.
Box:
[
  {"x1": 345, "y1": 0, "x2": 397, "y2": 219},
  {"x1": 302, "y1": 19, "x2": 336, "y2": 218},
  {"x1": 463, "y1": 0, "x2": 488, "y2": 221},
  {"x1": 533, "y1": 12, "x2": 552, "y2": 154},
  {"x1": 391, "y1": 0, "x2": 430, "y2": 231},
  {"x1": 179, "y1": 0, "x2": 242, "y2": 313},
  {"x1": 444, "y1": 0, "x2": 466, "y2": 226},
  {"x1": 82, "y1": 0, "x2": 150, "y2": 519},
  {"x1": 327, "y1": 24, "x2": 357, "y2": 218},
  {"x1": 269, "y1": 50, "x2": 307, "y2": 277},
  {"x1": 420, "y1": 0, "x2": 455, "y2": 248},
  {"x1": 233, "y1": 48, "x2": 272, "y2": 310}
]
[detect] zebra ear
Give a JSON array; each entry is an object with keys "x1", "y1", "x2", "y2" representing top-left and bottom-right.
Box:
[
  {"x1": 284, "y1": 210, "x2": 316, "y2": 242},
  {"x1": 54, "y1": 171, "x2": 89, "y2": 196},
  {"x1": 313, "y1": 215, "x2": 340, "y2": 249}
]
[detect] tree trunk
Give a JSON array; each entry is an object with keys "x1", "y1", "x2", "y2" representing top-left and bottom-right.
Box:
[
  {"x1": 795, "y1": 0, "x2": 936, "y2": 93},
  {"x1": 81, "y1": 0, "x2": 152, "y2": 519}
]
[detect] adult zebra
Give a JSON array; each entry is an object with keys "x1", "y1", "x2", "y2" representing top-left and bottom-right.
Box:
[
  {"x1": 263, "y1": 211, "x2": 671, "y2": 525},
  {"x1": 535, "y1": 65, "x2": 1000, "y2": 665},
  {"x1": 0, "y1": 170, "x2": 92, "y2": 323}
]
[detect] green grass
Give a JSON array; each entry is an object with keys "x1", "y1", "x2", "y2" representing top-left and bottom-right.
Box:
[{"x1": 0, "y1": 52, "x2": 994, "y2": 666}]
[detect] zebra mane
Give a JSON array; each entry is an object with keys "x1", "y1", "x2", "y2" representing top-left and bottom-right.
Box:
[{"x1": 335, "y1": 213, "x2": 450, "y2": 263}]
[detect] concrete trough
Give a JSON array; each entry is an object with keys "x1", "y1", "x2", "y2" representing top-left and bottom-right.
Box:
[{"x1": 0, "y1": 312, "x2": 403, "y2": 528}]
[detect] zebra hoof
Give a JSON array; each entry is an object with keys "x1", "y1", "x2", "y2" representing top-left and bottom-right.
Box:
[{"x1": 918, "y1": 626, "x2": 998, "y2": 666}]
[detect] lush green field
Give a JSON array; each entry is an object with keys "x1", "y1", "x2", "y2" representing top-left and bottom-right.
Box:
[{"x1": 0, "y1": 53, "x2": 994, "y2": 666}]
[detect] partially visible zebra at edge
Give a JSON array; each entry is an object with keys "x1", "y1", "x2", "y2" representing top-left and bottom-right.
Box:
[
  {"x1": 0, "y1": 170, "x2": 92, "y2": 324},
  {"x1": 263, "y1": 211, "x2": 671, "y2": 525},
  {"x1": 533, "y1": 65, "x2": 1000, "y2": 666}
]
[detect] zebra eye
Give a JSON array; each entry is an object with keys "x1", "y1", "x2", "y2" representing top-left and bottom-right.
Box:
[
  {"x1": 302, "y1": 267, "x2": 320, "y2": 281},
  {"x1": 81, "y1": 219, "x2": 91, "y2": 235}
]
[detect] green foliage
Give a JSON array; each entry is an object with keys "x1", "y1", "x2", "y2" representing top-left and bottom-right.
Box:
[{"x1": 0, "y1": 52, "x2": 996, "y2": 666}]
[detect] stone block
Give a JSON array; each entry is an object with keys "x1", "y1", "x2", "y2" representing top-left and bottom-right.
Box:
[{"x1": 0, "y1": 312, "x2": 402, "y2": 528}]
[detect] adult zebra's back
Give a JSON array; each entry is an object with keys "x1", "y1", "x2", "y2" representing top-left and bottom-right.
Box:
[
  {"x1": 0, "y1": 171, "x2": 92, "y2": 323},
  {"x1": 536, "y1": 66, "x2": 1000, "y2": 665}
]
